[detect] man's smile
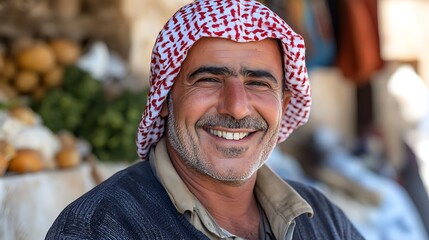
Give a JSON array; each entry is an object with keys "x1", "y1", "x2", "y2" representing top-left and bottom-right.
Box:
[{"x1": 207, "y1": 128, "x2": 251, "y2": 140}]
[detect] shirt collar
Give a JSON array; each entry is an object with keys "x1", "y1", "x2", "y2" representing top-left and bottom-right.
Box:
[
  {"x1": 255, "y1": 164, "x2": 313, "y2": 238},
  {"x1": 149, "y1": 137, "x2": 227, "y2": 238},
  {"x1": 149, "y1": 137, "x2": 196, "y2": 214}
]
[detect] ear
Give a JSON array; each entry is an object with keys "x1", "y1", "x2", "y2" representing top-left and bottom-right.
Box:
[
  {"x1": 160, "y1": 99, "x2": 169, "y2": 118},
  {"x1": 282, "y1": 91, "x2": 291, "y2": 114}
]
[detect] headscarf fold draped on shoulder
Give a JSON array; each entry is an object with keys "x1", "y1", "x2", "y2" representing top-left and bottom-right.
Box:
[{"x1": 136, "y1": 0, "x2": 311, "y2": 159}]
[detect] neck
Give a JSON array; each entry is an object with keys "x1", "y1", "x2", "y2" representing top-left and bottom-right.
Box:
[{"x1": 169, "y1": 150, "x2": 261, "y2": 239}]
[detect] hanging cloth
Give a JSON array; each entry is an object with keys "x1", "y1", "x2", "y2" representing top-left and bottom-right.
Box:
[{"x1": 335, "y1": 0, "x2": 384, "y2": 84}]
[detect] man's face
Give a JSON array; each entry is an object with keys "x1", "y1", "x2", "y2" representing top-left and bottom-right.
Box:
[{"x1": 162, "y1": 37, "x2": 289, "y2": 184}]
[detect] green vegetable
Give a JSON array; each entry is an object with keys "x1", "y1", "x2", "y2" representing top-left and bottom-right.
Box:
[{"x1": 31, "y1": 66, "x2": 148, "y2": 162}]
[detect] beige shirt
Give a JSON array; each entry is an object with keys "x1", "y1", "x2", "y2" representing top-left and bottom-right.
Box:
[{"x1": 149, "y1": 137, "x2": 313, "y2": 239}]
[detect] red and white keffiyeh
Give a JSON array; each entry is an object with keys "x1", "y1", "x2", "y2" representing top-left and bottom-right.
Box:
[{"x1": 137, "y1": 0, "x2": 311, "y2": 159}]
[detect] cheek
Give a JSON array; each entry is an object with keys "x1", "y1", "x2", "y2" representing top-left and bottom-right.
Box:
[
  {"x1": 173, "y1": 89, "x2": 218, "y2": 126},
  {"x1": 252, "y1": 94, "x2": 284, "y2": 126}
]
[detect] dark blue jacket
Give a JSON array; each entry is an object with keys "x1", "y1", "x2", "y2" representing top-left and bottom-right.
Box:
[{"x1": 46, "y1": 160, "x2": 364, "y2": 239}]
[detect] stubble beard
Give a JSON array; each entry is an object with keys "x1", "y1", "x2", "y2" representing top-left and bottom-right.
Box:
[{"x1": 165, "y1": 96, "x2": 279, "y2": 184}]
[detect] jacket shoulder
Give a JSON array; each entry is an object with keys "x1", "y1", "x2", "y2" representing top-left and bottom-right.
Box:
[
  {"x1": 45, "y1": 161, "x2": 149, "y2": 239},
  {"x1": 286, "y1": 180, "x2": 365, "y2": 240},
  {"x1": 46, "y1": 161, "x2": 207, "y2": 239}
]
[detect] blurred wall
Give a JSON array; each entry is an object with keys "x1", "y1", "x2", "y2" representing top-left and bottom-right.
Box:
[
  {"x1": 122, "y1": 0, "x2": 192, "y2": 86},
  {"x1": 379, "y1": 0, "x2": 429, "y2": 84}
]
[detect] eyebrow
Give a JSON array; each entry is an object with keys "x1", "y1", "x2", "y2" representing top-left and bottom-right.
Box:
[
  {"x1": 189, "y1": 66, "x2": 278, "y2": 85},
  {"x1": 189, "y1": 66, "x2": 234, "y2": 78},
  {"x1": 240, "y1": 68, "x2": 278, "y2": 85}
]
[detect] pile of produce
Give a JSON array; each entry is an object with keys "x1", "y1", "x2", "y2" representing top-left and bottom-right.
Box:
[
  {"x1": 0, "y1": 38, "x2": 87, "y2": 176},
  {"x1": 0, "y1": 0, "x2": 136, "y2": 176},
  {"x1": 31, "y1": 66, "x2": 148, "y2": 163},
  {"x1": 0, "y1": 105, "x2": 84, "y2": 176},
  {"x1": 0, "y1": 38, "x2": 81, "y2": 99},
  {"x1": 0, "y1": 37, "x2": 148, "y2": 175}
]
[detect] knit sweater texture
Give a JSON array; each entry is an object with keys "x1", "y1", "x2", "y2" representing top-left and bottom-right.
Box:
[{"x1": 46, "y1": 160, "x2": 364, "y2": 240}]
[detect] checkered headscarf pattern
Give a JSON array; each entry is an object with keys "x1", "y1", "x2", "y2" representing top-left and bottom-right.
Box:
[{"x1": 137, "y1": 0, "x2": 311, "y2": 159}]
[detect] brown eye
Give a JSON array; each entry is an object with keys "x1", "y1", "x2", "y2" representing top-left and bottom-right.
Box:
[
  {"x1": 198, "y1": 78, "x2": 219, "y2": 83},
  {"x1": 193, "y1": 77, "x2": 221, "y2": 87},
  {"x1": 247, "y1": 80, "x2": 271, "y2": 89}
]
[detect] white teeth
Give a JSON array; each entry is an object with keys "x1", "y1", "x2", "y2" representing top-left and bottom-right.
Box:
[
  {"x1": 208, "y1": 129, "x2": 249, "y2": 140},
  {"x1": 233, "y1": 133, "x2": 240, "y2": 140}
]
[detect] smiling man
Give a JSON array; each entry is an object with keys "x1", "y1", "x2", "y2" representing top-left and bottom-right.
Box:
[
  {"x1": 46, "y1": 1, "x2": 364, "y2": 239},
  {"x1": 164, "y1": 38, "x2": 286, "y2": 185}
]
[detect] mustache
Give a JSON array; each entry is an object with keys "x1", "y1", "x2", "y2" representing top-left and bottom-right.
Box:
[{"x1": 196, "y1": 114, "x2": 268, "y2": 130}]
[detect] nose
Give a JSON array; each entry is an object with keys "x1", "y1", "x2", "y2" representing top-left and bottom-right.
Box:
[{"x1": 217, "y1": 80, "x2": 252, "y2": 120}]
